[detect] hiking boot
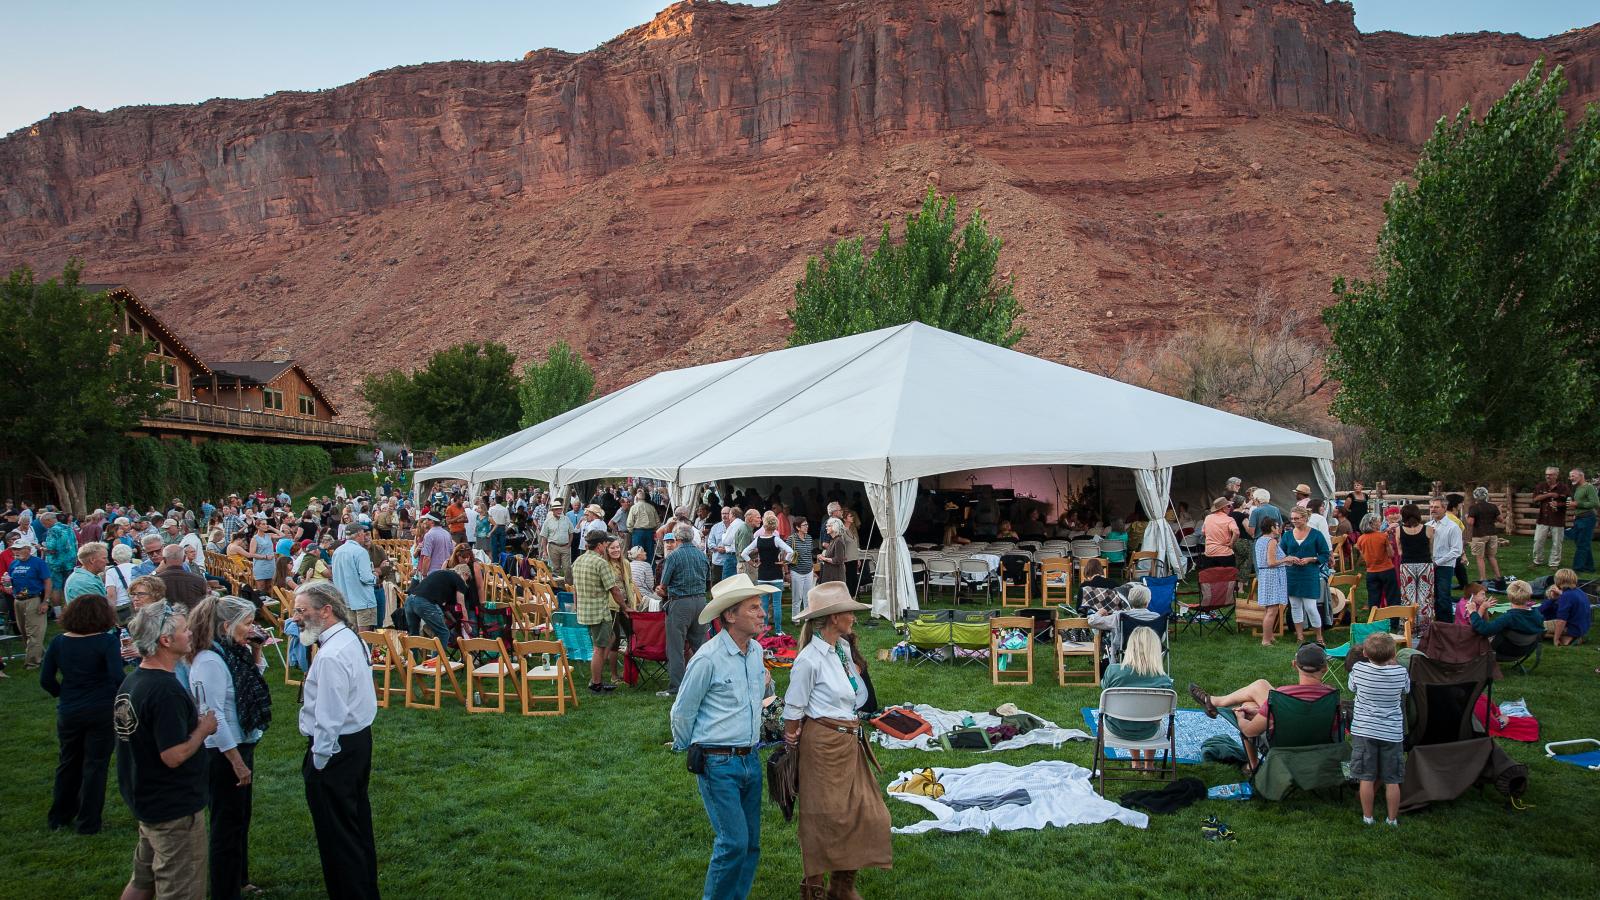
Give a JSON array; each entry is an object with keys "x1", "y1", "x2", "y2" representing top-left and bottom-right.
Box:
[
  {"x1": 1188, "y1": 683, "x2": 1218, "y2": 718},
  {"x1": 826, "y1": 870, "x2": 861, "y2": 900},
  {"x1": 801, "y1": 876, "x2": 827, "y2": 900}
]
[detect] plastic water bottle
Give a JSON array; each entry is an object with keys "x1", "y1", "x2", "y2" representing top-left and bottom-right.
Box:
[{"x1": 1207, "y1": 782, "x2": 1253, "y2": 800}]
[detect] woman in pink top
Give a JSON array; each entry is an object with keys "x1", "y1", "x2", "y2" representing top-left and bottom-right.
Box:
[{"x1": 1199, "y1": 497, "x2": 1240, "y2": 570}]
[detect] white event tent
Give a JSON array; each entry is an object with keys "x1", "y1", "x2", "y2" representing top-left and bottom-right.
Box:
[{"x1": 417, "y1": 322, "x2": 1334, "y2": 618}]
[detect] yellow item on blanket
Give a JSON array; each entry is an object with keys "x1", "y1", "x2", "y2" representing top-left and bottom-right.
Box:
[{"x1": 889, "y1": 767, "x2": 946, "y2": 799}]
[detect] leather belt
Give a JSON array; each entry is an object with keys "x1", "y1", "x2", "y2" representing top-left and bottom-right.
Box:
[
  {"x1": 702, "y1": 746, "x2": 755, "y2": 756},
  {"x1": 810, "y1": 716, "x2": 861, "y2": 734}
]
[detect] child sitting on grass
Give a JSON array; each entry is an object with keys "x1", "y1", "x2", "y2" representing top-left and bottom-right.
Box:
[{"x1": 1348, "y1": 631, "x2": 1409, "y2": 826}]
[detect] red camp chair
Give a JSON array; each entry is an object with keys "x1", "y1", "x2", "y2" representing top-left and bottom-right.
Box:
[
  {"x1": 1179, "y1": 566, "x2": 1238, "y2": 635},
  {"x1": 622, "y1": 610, "x2": 669, "y2": 688}
]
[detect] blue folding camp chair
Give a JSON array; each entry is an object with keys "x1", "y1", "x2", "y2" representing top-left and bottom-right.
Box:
[{"x1": 1143, "y1": 575, "x2": 1180, "y2": 619}]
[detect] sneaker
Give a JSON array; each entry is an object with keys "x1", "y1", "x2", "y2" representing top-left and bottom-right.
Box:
[
  {"x1": 600, "y1": 682, "x2": 618, "y2": 692},
  {"x1": 1362, "y1": 816, "x2": 1375, "y2": 826},
  {"x1": 1385, "y1": 818, "x2": 1399, "y2": 827},
  {"x1": 588, "y1": 683, "x2": 604, "y2": 694},
  {"x1": 655, "y1": 690, "x2": 676, "y2": 698}
]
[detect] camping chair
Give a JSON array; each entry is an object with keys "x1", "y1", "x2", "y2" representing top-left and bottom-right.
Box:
[
  {"x1": 1038, "y1": 558, "x2": 1073, "y2": 605},
  {"x1": 990, "y1": 616, "x2": 1035, "y2": 685},
  {"x1": 460, "y1": 636, "x2": 517, "y2": 713},
  {"x1": 1493, "y1": 629, "x2": 1542, "y2": 675},
  {"x1": 1327, "y1": 573, "x2": 1361, "y2": 627},
  {"x1": 358, "y1": 630, "x2": 404, "y2": 708},
  {"x1": 925, "y1": 559, "x2": 959, "y2": 601},
  {"x1": 1142, "y1": 574, "x2": 1180, "y2": 619},
  {"x1": 902, "y1": 609, "x2": 954, "y2": 665},
  {"x1": 511, "y1": 638, "x2": 579, "y2": 716},
  {"x1": 1235, "y1": 578, "x2": 1286, "y2": 639},
  {"x1": 1245, "y1": 688, "x2": 1349, "y2": 801},
  {"x1": 401, "y1": 634, "x2": 465, "y2": 709},
  {"x1": 1324, "y1": 620, "x2": 1393, "y2": 690},
  {"x1": 1399, "y1": 647, "x2": 1522, "y2": 812},
  {"x1": 1054, "y1": 614, "x2": 1101, "y2": 686},
  {"x1": 1092, "y1": 688, "x2": 1177, "y2": 792},
  {"x1": 958, "y1": 558, "x2": 995, "y2": 605},
  {"x1": 1111, "y1": 614, "x2": 1168, "y2": 667},
  {"x1": 1179, "y1": 566, "x2": 1237, "y2": 634},
  {"x1": 998, "y1": 554, "x2": 1033, "y2": 607},
  {"x1": 623, "y1": 610, "x2": 670, "y2": 688},
  {"x1": 951, "y1": 611, "x2": 993, "y2": 665},
  {"x1": 1368, "y1": 605, "x2": 1415, "y2": 647}
]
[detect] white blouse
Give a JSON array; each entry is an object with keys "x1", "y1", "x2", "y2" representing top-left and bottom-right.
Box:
[{"x1": 782, "y1": 635, "x2": 868, "y2": 722}]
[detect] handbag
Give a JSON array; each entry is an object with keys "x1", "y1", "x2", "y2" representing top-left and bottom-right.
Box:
[{"x1": 942, "y1": 726, "x2": 993, "y2": 751}]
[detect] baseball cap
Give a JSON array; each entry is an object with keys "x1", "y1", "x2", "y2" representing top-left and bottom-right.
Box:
[
  {"x1": 1294, "y1": 643, "x2": 1329, "y2": 672},
  {"x1": 162, "y1": 518, "x2": 178, "y2": 528},
  {"x1": 348, "y1": 521, "x2": 371, "y2": 532}
]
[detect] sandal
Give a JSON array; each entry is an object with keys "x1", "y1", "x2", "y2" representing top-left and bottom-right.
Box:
[{"x1": 1187, "y1": 683, "x2": 1218, "y2": 718}]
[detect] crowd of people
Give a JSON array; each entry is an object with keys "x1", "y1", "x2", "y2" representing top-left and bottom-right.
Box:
[{"x1": 2, "y1": 462, "x2": 1594, "y2": 898}]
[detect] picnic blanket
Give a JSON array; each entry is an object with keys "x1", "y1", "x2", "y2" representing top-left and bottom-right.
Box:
[
  {"x1": 1475, "y1": 695, "x2": 1540, "y2": 742},
  {"x1": 871, "y1": 704, "x2": 1089, "y2": 753},
  {"x1": 888, "y1": 760, "x2": 1148, "y2": 834},
  {"x1": 1081, "y1": 707, "x2": 1235, "y2": 763}
]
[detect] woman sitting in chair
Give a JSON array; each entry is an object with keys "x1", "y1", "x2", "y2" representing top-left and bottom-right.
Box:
[{"x1": 1101, "y1": 627, "x2": 1172, "y2": 770}]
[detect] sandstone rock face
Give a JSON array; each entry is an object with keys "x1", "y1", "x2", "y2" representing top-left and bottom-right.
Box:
[{"x1": 0, "y1": 0, "x2": 1596, "y2": 415}]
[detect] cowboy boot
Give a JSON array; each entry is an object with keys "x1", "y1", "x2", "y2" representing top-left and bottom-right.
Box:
[
  {"x1": 801, "y1": 875, "x2": 828, "y2": 900},
  {"x1": 826, "y1": 871, "x2": 861, "y2": 900}
]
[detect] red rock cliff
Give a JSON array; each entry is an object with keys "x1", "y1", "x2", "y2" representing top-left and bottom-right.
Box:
[{"x1": 3, "y1": 0, "x2": 1596, "y2": 251}]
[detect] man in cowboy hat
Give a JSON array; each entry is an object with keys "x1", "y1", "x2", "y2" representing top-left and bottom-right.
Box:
[
  {"x1": 577, "y1": 504, "x2": 610, "y2": 554},
  {"x1": 1294, "y1": 483, "x2": 1313, "y2": 509},
  {"x1": 670, "y1": 574, "x2": 776, "y2": 900}
]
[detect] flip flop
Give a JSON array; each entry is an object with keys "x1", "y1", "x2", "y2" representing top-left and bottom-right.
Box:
[{"x1": 1188, "y1": 682, "x2": 1218, "y2": 718}]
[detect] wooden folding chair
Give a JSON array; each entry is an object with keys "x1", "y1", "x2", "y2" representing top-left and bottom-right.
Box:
[
  {"x1": 990, "y1": 616, "x2": 1035, "y2": 686},
  {"x1": 1234, "y1": 578, "x2": 1286, "y2": 639},
  {"x1": 358, "y1": 630, "x2": 403, "y2": 708},
  {"x1": 1327, "y1": 573, "x2": 1361, "y2": 627},
  {"x1": 460, "y1": 637, "x2": 516, "y2": 713},
  {"x1": 999, "y1": 555, "x2": 1032, "y2": 608},
  {"x1": 512, "y1": 639, "x2": 579, "y2": 716},
  {"x1": 1367, "y1": 604, "x2": 1415, "y2": 647},
  {"x1": 401, "y1": 634, "x2": 464, "y2": 709},
  {"x1": 1039, "y1": 558, "x2": 1073, "y2": 606},
  {"x1": 1054, "y1": 614, "x2": 1101, "y2": 686},
  {"x1": 1329, "y1": 534, "x2": 1349, "y2": 573},
  {"x1": 1125, "y1": 550, "x2": 1159, "y2": 582}
]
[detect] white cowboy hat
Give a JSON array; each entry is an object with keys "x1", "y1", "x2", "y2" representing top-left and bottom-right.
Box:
[
  {"x1": 795, "y1": 581, "x2": 870, "y2": 621},
  {"x1": 1329, "y1": 586, "x2": 1348, "y2": 619},
  {"x1": 698, "y1": 573, "x2": 780, "y2": 625}
]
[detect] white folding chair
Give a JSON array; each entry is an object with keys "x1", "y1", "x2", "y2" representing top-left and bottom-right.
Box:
[
  {"x1": 958, "y1": 558, "x2": 994, "y2": 605},
  {"x1": 1092, "y1": 687, "x2": 1178, "y2": 791},
  {"x1": 925, "y1": 559, "x2": 959, "y2": 599}
]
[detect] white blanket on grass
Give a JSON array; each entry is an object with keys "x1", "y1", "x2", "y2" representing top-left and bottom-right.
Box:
[
  {"x1": 871, "y1": 704, "x2": 1090, "y2": 753},
  {"x1": 889, "y1": 761, "x2": 1148, "y2": 833}
]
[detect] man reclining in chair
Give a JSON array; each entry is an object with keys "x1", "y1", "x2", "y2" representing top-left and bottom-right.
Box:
[{"x1": 1186, "y1": 644, "x2": 1333, "y2": 772}]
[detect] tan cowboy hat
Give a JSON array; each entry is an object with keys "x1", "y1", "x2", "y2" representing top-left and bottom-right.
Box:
[
  {"x1": 1294, "y1": 483, "x2": 1312, "y2": 495},
  {"x1": 698, "y1": 573, "x2": 780, "y2": 624},
  {"x1": 1329, "y1": 586, "x2": 1348, "y2": 618},
  {"x1": 795, "y1": 581, "x2": 870, "y2": 621},
  {"x1": 586, "y1": 504, "x2": 606, "y2": 518}
]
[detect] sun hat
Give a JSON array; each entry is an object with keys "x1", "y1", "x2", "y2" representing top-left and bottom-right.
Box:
[
  {"x1": 1294, "y1": 483, "x2": 1312, "y2": 495},
  {"x1": 586, "y1": 504, "x2": 606, "y2": 519},
  {"x1": 795, "y1": 581, "x2": 870, "y2": 621},
  {"x1": 698, "y1": 573, "x2": 781, "y2": 625}
]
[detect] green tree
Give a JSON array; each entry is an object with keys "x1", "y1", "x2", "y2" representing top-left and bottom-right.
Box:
[
  {"x1": 1323, "y1": 62, "x2": 1600, "y2": 484},
  {"x1": 786, "y1": 187, "x2": 1024, "y2": 348},
  {"x1": 0, "y1": 263, "x2": 169, "y2": 513},
  {"x1": 519, "y1": 341, "x2": 595, "y2": 428},
  {"x1": 359, "y1": 342, "x2": 520, "y2": 447}
]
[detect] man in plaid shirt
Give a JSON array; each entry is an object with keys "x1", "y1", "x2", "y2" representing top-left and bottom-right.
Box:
[{"x1": 572, "y1": 532, "x2": 625, "y2": 693}]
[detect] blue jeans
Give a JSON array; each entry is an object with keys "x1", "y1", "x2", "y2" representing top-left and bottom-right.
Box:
[
  {"x1": 1572, "y1": 512, "x2": 1596, "y2": 572},
  {"x1": 404, "y1": 596, "x2": 453, "y2": 648},
  {"x1": 490, "y1": 527, "x2": 507, "y2": 563},
  {"x1": 720, "y1": 556, "x2": 737, "y2": 581},
  {"x1": 632, "y1": 528, "x2": 655, "y2": 565},
  {"x1": 696, "y1": 752, "x2": 761, "y2": 900},
  {"x1": 374, "y1": 585, "x2": 387, "y2": 627},
  {"x1": 1433, "y1": 564, "x2": 1455, "y2": 623},
  {"x1": 758, "y1": 580, "x2": 784, "y2": 632}
]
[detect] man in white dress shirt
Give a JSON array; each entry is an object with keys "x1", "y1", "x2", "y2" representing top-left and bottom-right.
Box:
[
  {"x1": 1428, "y1": 498, "x2": 1464, "y2": 623},
  {"x1": 293, "y1": 581, "x2": 380, "y2": 899}
]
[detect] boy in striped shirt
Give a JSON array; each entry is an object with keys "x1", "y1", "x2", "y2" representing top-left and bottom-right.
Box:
[{"x1": 1349, "y1": 631, "x2": 1410, "y2": 826}]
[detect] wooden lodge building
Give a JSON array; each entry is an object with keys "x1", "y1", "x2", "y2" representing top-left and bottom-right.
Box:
[{"x1": 95, "y1": 284, "x2": 373, "y2": 446}]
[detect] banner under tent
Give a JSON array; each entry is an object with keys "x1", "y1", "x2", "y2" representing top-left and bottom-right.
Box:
[{"x1": 416, "y1": 322, "x2": 1334, "y2": 619}]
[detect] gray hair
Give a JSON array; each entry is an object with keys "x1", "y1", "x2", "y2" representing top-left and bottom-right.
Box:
[
  {"x1": 162, "y1": 543, "x2": 186, "y2": 564},
  {"x1": 1226, "y1": 477, "x2": 1242, "y2": 487},
  {"x1": 111, "y1": 543, "x2": 135, "y2": 564},
  {"x1": 213, "y1": 595, "x2": 258, "y2": 644},
  {"x1": 1251, "y1": 488, "x2": 1270, "y2": 503},
  {"x1": 674, "y1": 523, "x2": 695, "y2": 543},
  {"x1": 296, "y1": 580, "x2": 352, "y2": 626},
  {"x1": 128, "y1": 600, "x2": 186, "y2": 657},
  {"x1": 1126, "y1": 585, "x2": 1152, "y2": 609},
  {"x1": 1472, "y1": 486, "x2": 1490, "y2": 502},
  {"x1": 825, "y1": 516, "x2": 844, "y2": 536},
  {"x1": 77, "y1": 541, "x2": 107, "y2": 564},
  {"x1": 1360, "y1": 513, "x2": 1381, "y2": 533},
  {"x1": 141, "y1": 533, "x2": 164, "y2": 548}
]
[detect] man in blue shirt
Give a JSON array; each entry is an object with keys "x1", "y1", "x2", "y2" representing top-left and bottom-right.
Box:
[
  {"x1": 7, "y1": 541, "x2": 53, "y2": 667},
  {"x1": 332, "y1": 524, "x2": 379, "y2": 628},
  {"x1": 669, "y1": 576, "x2": 772, "y2": 900},
  {"x1": 40, "y1": 510, "x2": 77, "y2": 606},
  {"x1": 657, "y1": 527, "x2": 713, "y2": 698}
]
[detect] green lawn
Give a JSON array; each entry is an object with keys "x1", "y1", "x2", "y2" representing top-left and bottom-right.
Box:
[{"x1": 2, "y1": 537, "x2": 1596, "y2": 899}]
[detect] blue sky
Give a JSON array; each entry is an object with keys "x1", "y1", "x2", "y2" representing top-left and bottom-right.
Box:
[{"x1": 3, "y1": 0, "x2": 1594, "y2": 135}]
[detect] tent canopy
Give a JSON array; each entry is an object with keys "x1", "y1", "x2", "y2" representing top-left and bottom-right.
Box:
[{"x1": 418, "y1": 322, "x2": 1332, "y2": 490}]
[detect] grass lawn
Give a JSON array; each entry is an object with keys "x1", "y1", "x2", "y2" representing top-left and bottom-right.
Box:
[
  {"x1": 290, "y1": 471, "x2": 404, "y2": 512},
  {"x1": 2, "y1": 536, "x2": 1596, "y2": 899}
]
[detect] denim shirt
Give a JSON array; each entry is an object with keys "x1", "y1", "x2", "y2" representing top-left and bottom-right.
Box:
[{"x1": 670, "y1": 630, "x2": 765, "y2": 751}]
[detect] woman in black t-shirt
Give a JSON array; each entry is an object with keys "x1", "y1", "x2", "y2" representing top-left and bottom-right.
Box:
[{"x1": 41, "y1": 595, "x2": 125, "y2": 834}]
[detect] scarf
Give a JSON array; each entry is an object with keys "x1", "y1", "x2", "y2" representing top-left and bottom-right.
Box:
[{"x1": 216, "y1": 640, "x2": 273, "y2": 737}]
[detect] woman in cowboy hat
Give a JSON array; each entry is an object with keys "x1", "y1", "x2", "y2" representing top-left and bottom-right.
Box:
[{"x1": 782, "y1": 582, "x2": 891, "y2": 899}]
